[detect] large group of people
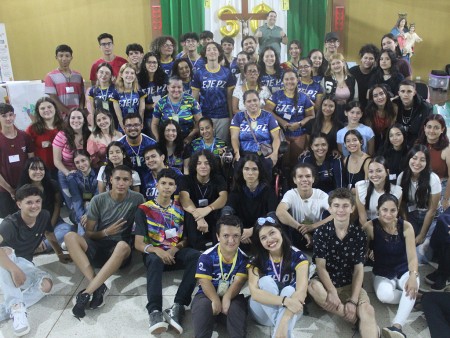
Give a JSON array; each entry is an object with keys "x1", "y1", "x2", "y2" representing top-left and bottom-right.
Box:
[{"x1": 0, "y1": 10, "x2": 449, "y2": 338}]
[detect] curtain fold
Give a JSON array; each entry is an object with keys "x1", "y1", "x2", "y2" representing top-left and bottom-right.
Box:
[
  {"x1": 287, "y1": 0, "x2": 328, "y2": 56},
  {"x1": 161, "y1": 0, "x2": 204, "y2": 45}
]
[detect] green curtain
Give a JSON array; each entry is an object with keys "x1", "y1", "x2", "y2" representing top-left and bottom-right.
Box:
[
  {"x1": 160, "y1": 0, "x2": 204, "y2": 46},
  {"x1": 287, "y1": 0, "x2": 328, "y2": 56}
]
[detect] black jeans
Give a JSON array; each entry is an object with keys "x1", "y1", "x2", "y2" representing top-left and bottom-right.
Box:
[
  {"x1": 144, "y1": 247, "x2": 200, "y2": 313},
  {"x1": 422, "y1": 292, "x2": 450, "y2": 338}
]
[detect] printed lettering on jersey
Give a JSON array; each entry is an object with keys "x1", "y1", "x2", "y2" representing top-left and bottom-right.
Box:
[
  {"x1": 240, "y1": 124, "x2": 269, "y2": 132},
  {"x1": 202, "y1": 79, "x2": 227, "y2": 89}
]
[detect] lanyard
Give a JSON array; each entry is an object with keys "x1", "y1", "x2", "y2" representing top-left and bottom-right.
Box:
[
  {"x1": 269, "y1": 255, "x2": 283, "y2": 282},
  {"x1": 100, "y1": 87, "x2": 110, "y2": 101},
  {"x1": 154, "y1": 199, "x2": 174, "y2": 229},
  {"x1": 196, "y1": 182, "x2": 209, "y2": 199},
  {"x1": 218, "y1": 247, "x2": 238, "y2": 281},
  {"x1": 168, "y1": 98, "x2": 182, "y2": 118},
  {"x1": 202, "y1": 138, "x2": 215, "y2": 153}
]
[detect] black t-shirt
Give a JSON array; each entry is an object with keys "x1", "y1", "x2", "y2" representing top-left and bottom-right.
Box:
[
  {"x1": 349, "y1": 66, "x2": 376, "y2": 110},
  {"x1": 179, "y1": 174, "x2": 227, "y2": 207},
  {"x1": 0, "y1": 210, "x2": 52, "y2": 262}
]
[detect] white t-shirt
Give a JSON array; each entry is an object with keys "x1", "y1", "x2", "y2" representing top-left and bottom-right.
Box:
[
  {"x1": 232, "y1": 84, "x2": 272, "y2": 111},
  {"x1": 280, "y1": 188, "x2": 329, "y2": 223},
  {"x1": 355, "y1": 180, "x2": 403, "y2": 220},
  {"x1": 397, "y1": 171, "x2": 441, "y2": 210},
  {"x1": 97, "y1": 165, "x2": 141, "y2": 189}
]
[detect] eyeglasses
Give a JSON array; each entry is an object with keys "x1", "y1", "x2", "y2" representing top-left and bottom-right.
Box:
[
  {"x1": 246, "y1": 69, "x2": 259, "y2": 74},
  {"x1": 146, "y1": 61, "x2": 158, "y2": 65},
  {"x1": 257, "y1": 216, "x2": 276, "y2": 226},
  {"x1": 125, "y1": 123, "x2": 141, "y2": 129},
  {"x1": 185, "y1": 39, "x2": 197, "y2": 44},
  {"x1": 100, "y1": 42, "x2": 113, "y2": 47},
  {"x1": 298, "y1": 65, "x2": 311, "y2": 69},
  {"x1": 163, "y1": 43, "x2": 174, "y2": 48}
]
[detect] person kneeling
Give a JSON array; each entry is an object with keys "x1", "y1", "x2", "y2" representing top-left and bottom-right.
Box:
[
  {"x1": 192, "y1": 215, "x2": 248, "y2": 338},
  {"x1": 134, "y1": 168, "x2": 201, "y2": 335}
]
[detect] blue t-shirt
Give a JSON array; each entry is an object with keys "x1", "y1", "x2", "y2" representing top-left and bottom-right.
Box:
[
  {"x1": 267, "y1": 90, "x2": 314, "y2": 137},
  {"x1": 260, "y1": 72, "x2": 283, "y2": 93},
  {"x1": 230, "y1": 110, "x2": 280, "y2": 153},
  {"x1": 161, "y1": 59, "x2": 174, "y2": 76},
  {"x1": 141, "y1": 166, "x2": 183, "y2": 201},
  {"x1": 88, "y1": 85, "x2": 120, "y2": 127},
  {"x1": 111, "y1": 90, "x2": 146, "y2": 119},
  {"x1": 195, "y1": 243, "x2": 248, "y2": 295},
  {"x1": 153, "y1": 93, "x2": 201, "y2": 138},
  {"x1": 192, "y1": 65, "x2": 236, "y2": 119},
  {"x1": 187, "y1": 56, "x2": 206, "y2": 74},
  {"x1": 248, "y1": 246, "x2": 308, "y2": 288},
  {"x1": 117, "y1": 134, "x2": 157, "y2": 179},
  {"x1": 142, "y1": 81, "x2": 168, "y2": 106},
  {"x1": 182, "y1": 81, "x2": 192, "y2": 96},
  {"x1": 229, "y1": 57, "x2": 238, "y2": 75},
  {"x1": 298, "y1": 79, "x2": 323, "y2": 102}
]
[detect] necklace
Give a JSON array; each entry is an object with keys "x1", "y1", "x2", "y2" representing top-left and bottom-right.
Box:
[{"x1": 401, "y1": 106, "x2": 413, "y2": 125}]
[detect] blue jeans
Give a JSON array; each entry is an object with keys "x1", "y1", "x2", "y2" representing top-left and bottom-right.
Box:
[
  {"x1": 57, "y1": 170, "x2": 73, "y2": 210},
  {"x1": 0, "y1": 248, "x2": 52, "y2": 321},
  {"x1": 249, "y1": 276, "x2": 301, "y2": 338},
  {"x1": 407, "y1": 209, "x2": 437, "y2": 264}
]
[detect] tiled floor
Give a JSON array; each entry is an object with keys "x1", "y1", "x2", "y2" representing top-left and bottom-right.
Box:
[{"x1": 0, "y1": 252, "x2": 435, "y2": 338}]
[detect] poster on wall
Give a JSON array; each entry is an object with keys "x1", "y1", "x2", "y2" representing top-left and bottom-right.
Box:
[
  {"x1": 0, "y1": 23, "x2": 14, "y2": 82},
  {"x1": 6, "y1": 81, "x2": 45, "y2": 130}
]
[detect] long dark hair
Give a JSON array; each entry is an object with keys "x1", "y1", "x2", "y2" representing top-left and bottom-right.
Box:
[
  {"x1": 18, "y1": 157, "x2": 56, "y2": 207},
  {"x1": 282, "y1": 70, "x2": 299, "y2": 112},
  {"x1": 243, "y1": 62, "x2": 262, "y2": 87},
  {"x1": 31, "y1": 97, "x2": 64, "y2": 134},
  {"x1": 258, "y1": 46, "x2": 282, "y2": 79},
  {"x1": 307, "y1": 49, "x2": 327, "y2": 77},
  {"x1": 138, "y1": 52, "x2": 167, "y2": 88},
  {"x1": 379, "y1": 123, "x2": 408, "y2": 154},
  {"x1": 91, "y1": 108, "x2": 116, "y2": 138},
  {"x1": 365, "y1": 156, "x2": 391, "y2": 210},
  {"x1": 249, "y1": 214, "x2": 293, "y2": 280},
  {"x1": 232, "y1": 154, "x2": 269, "y2": 192},
  {"x1": 371, "y1": 49, "x2": 400, "y2": 86},
  {"x1": 417, "y1": 114, "x2": 449, "y2": 151},
  {"x1": 172, "y1": 58, "x2": 193, "y2": 82},
  {"x1": 400, "y1": 145, "x2": 431, "y2": 210},
  {"x1": 380, "y1": 34, "x2": 403, "y2": 58},
  {"x1": 188, "y1": 149, "x2": 219, "y2": 179},
  {"x1": 365, "y1": 84, "x2": 397, "y2": 129},
  {"x1": 309, "y1": 132, "x2": 332, "y2": 159},
  {"x1": 311, "y1": 95, "x2": 339, "y2": 135},
  {"x1": 158, "y1": 120, "x2": 185, "y2": 162},
  {"x1": 63, "y1": 108, "x2": 90, "y2": 151},
  {"x1": 103, "y1": 141, "x2": 133, "y2": 188}
]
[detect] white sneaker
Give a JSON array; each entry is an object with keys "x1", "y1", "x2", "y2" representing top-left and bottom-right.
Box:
[{"x1": 10, "y1": 303, "x2": 30, "y2": 337}]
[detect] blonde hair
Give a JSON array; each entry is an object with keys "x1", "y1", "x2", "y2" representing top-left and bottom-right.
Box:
[
  {"x1": 325, "y1": 53, "x2": 349, "y2": 77},
  {"x1": 115, "y1": 63, "x2": 139, "y2": 92}
]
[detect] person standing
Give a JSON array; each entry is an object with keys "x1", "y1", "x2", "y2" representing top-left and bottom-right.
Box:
[
  {"x1": 0, "y1": 103, "x2": 35, "y2": 218},
  {"x1": 255, "y1": 11, "x2": 288, "y2": 58},
  {"x1": 44, "y1": 44, "x2": 85, "y2": 120}
]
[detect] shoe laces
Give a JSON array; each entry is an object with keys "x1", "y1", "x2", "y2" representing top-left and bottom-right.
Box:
[{"x1": 11, "y1": 309, "x2": 28, "y2": 328}]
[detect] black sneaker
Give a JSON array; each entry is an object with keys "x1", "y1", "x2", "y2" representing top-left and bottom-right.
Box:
[
  {"x1": 163, "y1": 303, "x2": 185, "y2": 334},
  {"x1": 430, "y1": 275, "x2": 450, "y2": 291},
  {"x1": 90, "y1": 283, "x2": 109, "y2": 309},
  {"x1": 72, "y1": 290, "x2": 91, "y2": 319},
  {"x1": 149, "y1": 310, "x2": 168, "y2": 334},
  {"x1": 382, "y1": 326, "x2": 406, "y2": 338},
  {"x1": 424, "y1": 270, "x2": 439, "y2": 285}
]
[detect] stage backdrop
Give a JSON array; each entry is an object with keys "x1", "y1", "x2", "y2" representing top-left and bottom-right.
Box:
[{"x1": 161, "y1": 0, "x2": 327, "y2": 61}]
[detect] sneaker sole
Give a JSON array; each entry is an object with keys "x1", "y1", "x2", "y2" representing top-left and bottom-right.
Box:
[
  {"x1": 149, "y1": 322, "x2": 168, "y2": 334},
  {"x1": 14, "y1": 326, "x2": 30, "y2": 337},
  {"x1": 382, "y1": 328, "x2": 405, "y2": 338},
  {"x1": 424, "y1": 276, "x2": 436, "y2": 285},
  {"x1": 90, "y1": 287, "x2": 110, "y2": 309},
  {"x1": 162, "y1": 312, "x2": 183, "y2": 334}
]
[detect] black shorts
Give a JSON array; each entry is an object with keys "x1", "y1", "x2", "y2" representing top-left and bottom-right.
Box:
[{"x1": 85, "y1": 238, "x2": 132, "y2": 269}]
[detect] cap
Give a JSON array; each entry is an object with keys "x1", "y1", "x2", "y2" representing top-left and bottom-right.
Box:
[{"x1": 325, "y1": 32, "x2": 339, "y2": 42}]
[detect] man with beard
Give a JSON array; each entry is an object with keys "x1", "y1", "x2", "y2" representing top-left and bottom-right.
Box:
[{"x1": 241, "y1": 36, "x2": 258, "y2": 63}]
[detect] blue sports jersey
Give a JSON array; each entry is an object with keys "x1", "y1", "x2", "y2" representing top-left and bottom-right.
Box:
[
  {"x1": 189, "y1": 137, "x2": 227, "y2": 157},
  {"x1": 230, "y1": 110, "x2": 279, "y2": 153},
  {"x1": 267, "y1": 90, "x2": 314, "y2": 137},
  {"x1": 195, "y1": 243, "x2": 248, "y2": 295},
  {"x1": 192, "y1": 65, "x2": 236, "y2": 119},
  {"x1": 88, "y1": 85, "x2": 119, "y2": 127},
  {"x1": 182, "y1": 81, "x2": 192, "y2": 95},
  {"x1": 161, "y1": 59, "x2": 174, "y2": 75},
  {"x1": 153, "y1": 93, "x2": 201, "y2": 138},
  {"x1": 248, "y1": 246, "x2": 308, "y2": 288},
  {"x1": 229, "y1": 57, "x2": 238, "y2": 75},
  {"x1": 111, "y1": 90, "x2": 146, "y2": 119},
  {"x1": 313, "y1": 75, "x2": 323, "y2": 83},
  {"x1": 142, "y1": 81, "x2": 168, "y2": 105},
  {"x1": 117, "y1": 134, "x2": 157, "y2": 179},
  {"x1": 260, "y1": 72, "x2": 283, "y2": 93},
  {"x1": 298, "y1": 79, "x2": 323, "y2": 102},
  {"x1": 187, "y1": 56, "x2": 205, "y2": 74},
  {"x1": 141, "y1": 166, "x2": 183, "y2": 201}
]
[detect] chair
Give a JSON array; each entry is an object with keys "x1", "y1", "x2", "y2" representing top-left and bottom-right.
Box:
[{"x1": 415, "y1": 81, "x2": 430, "y2": 102}]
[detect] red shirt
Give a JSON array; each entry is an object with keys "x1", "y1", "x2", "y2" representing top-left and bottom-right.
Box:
[
  {"x1": 90, "y1": 56, "x2": 128, "y2": 81},
  {"x1": 25, "y1": 126, "x2": 59, "y2": 170}
]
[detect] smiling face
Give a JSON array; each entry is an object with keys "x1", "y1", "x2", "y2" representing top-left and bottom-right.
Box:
[
  {"x1": 244, "y1": 92, "x2": 260, "y2": 114},
  {"x1": 378, "y1": 200, "x2": 399, "y2": 225},
  {"x1": 242, "y1": 38, "x2": 257, "y2": 54},
  {"x1": 38, "y1": 101, "x2": 56, "y2": 121},
  {"x1": 361, "y1": 53, "x2": 375, "y2": 70},
  {"x1": 325, "y1": 39, "x2": 339, "y2": 53},
  {"x1": 368, "y1": 162, "x2": 388, "y2": 186},
  {"x1": 128, "y1": 50, "x2": 143, "y2": 66},
  {"x1": 177, "y1": 61, "x2": 191, "y2": 81},
  {"x1": 328, "y1": 197, "x2": 354, "y2": 223},
  {"x1": 108, "y1": 145, "x2": 125, "y2": 166},
  {"x1": 69, "y1": 110, "x2": 84, "y2": 131},
  {"x1": 121, "y1": 66, "x2": 136, "y2": 85},
  {"x1": 74, "y1": 154, "x2": 91, "y2": 174},
  {"x1": 345, "y1": 133, "x2": 362, "y2": 153},
  {"x1": 17, "y1": 195, "x2": 42, "y2": 219},
  {"x1": 0, "y1": 111, "x2": 15, "y2": 128},
  {"x1": 164, "y1": 123, "x2": 178, "y2": 142},
  {"x1": 258, "y1": 226, "x2": 283, "y2": 253},
  {"x1": 298, "y1": 60, "x2": 312, "y2": 78},
  {"x1": 409, "y1": 151, "x2": 427, "y2": 175},
  {"x1": 186, "y1": 38, "x2": 199, "y2": 52},
  {"x1": 331, "y1": 59, "x2": 344, "y2": 73},
  {"x1": 237, "y1": 54, "x2": 249, "y2": 72},
  {"x1": 372, "y1": 87, "x2": 387, "y2": 106},
  {"x1": 263, "y1": 49, "x2": 276, "y2": 67},
  {"x1": 244, "y1": 64, "x2": 259, "y2": 83},
  {"x1": 97, "y1": 66, "x2": 112, "y2": 84},
  {"x1": 205, "y1": 44, "x2": 219, "y2": 62},
  {"x1": 145, "y1": 56, "x2": 158, "y2": 73},
  {"x1": 293, "y1": 167, "x2": 314, "y2": 193},
  {"x1": 167, "y1": 79, "x2": 183, "y2": 101},
  {"x1": 345, "y1": 106, "x2": 363, "y2": 125},
  {"x1": 124, "y1": 118, "x2": 142, "y2": 139},
  {"x1": 161, "y1": 39, "x2": 174, "y2": 57},
  {"x1": 289, "y1": 43, "x2": 301, "y2": 59},
  {"x1": 424, "y1": 120, "x2": 445, "y2": 144},
  {"x1": 199, "y1": 120, "x2": 214, "y2": 141},
  {"x1": 28, "y1": 161, "x2": 46, "y2": 182},
  {"x1": 311, "y1": 137, "x2": 329, "y2": 158},
  {"x1": 95, "y1": 112, "x2": 111, "y2": 131},
  {"x1": 217, "y1": 224, "x2": 241, "y2": 255},
  {"x1": 283, "y1": 71, "x2": 298, "y2": 91},
  {"x1": 321, "y1": 99, "x2": 336, "y2": 117},
  {"x1": 310, "y1": 51, "x2": 323, "y2": 68},
  {"x1": 144, "y1": 149, "x2": 165, "y2": 171}
]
